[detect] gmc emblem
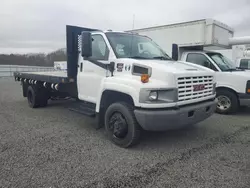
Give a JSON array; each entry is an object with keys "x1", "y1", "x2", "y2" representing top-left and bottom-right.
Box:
[{"x1": 193, "y1": 84, "x2": 205, "y2": 91}]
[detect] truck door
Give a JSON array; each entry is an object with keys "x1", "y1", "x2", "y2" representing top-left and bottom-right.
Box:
[{"x1": 77, "y1": 34, "x2": 109, "y2": 103}]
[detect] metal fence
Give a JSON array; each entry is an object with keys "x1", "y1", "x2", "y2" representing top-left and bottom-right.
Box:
[{"x1": 0, "y1": 65, "x2": 54, "y2": 77}]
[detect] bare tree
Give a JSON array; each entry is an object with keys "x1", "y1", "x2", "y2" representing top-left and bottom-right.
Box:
[{"x1": 0, "y1": 48, "x2": 66, "y2": 67}]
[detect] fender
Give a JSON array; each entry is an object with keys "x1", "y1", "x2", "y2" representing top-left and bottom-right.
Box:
[
  {"x1": 216, "y1": 83, "x2": 239, "y2": 94},
  {"x1": 95, "y1": 77, "x2": 181, "y2": 112},
  {"x1": 95, "y1": 80, "x2": 140, "y2": 112}
]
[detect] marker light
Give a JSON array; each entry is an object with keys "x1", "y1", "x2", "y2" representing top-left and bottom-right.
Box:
[{"x1": 141, "y1": 74, "x2": 149, "y2": 83}]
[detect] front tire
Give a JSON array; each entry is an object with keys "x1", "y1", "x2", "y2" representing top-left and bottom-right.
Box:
[
  {"x1": 216, "y1": 89, "x2": 239, "y2": 114},
  {"x1": 104, "y1": 102, "x2": 141, "y2": 148}
]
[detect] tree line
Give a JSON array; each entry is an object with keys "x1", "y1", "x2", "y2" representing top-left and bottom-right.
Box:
[{"x1": 0, "y1": 48, "x2": 66, "y2": 67}]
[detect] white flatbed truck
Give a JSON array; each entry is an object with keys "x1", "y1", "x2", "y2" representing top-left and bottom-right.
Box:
[
  {"x1": 132, "y1": 19, "x2": 250, "y2": 114},
  {"x1": 14, "y1": 25, "x2": 217, "y2": 147}
]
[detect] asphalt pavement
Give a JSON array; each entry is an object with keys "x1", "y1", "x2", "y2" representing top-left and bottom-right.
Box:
[{"x1": 0, "y1": 78, "x2": 249, "y2": 188}]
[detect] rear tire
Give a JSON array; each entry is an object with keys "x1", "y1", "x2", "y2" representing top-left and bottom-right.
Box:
[
  {"x1": 27, "y1": 86, "x2": 39, "y2": 108},
  {"x1": 216, "y1": 89, "x2": 239, "y2": 114},
  {"x1": 104, "y1": 102, "x2": 141, "y2": 148},
  {"x1": 27, "y1": 85, "x2": 49, "y2": 108}
]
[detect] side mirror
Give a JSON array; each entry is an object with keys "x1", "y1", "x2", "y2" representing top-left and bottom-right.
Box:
[
  {"x1": 172, "y1": 43, "x2": 178, "y2": 61},
  {"x1": 108, "y1": 62, "x2": 115, "y2": 76},
  {"x1": 81, "y1": 31, "x2": 92, "y2": 57}
]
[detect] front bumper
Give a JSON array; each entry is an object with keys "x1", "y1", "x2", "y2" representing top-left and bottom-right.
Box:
[
  {"x1": 238, "y1": 93, "x2": 250, "y2": 106},
  {"x1": 134, "y1": 99, "x2": 217, "y2": 131}
]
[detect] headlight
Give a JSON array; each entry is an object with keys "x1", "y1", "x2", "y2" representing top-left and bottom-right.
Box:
[
  {"x1": 139, "y1": 88, "x2": 177, "y2": 103},
  {"x1": 149, "y1": 91, "x2": 158, "y2": 100}
]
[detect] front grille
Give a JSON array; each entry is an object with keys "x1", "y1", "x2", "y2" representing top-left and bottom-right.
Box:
[{"x1": 177, "y1": 76, "x2": 214, "y2": 101}]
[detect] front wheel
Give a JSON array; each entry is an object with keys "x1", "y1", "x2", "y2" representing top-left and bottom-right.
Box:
[
  {"x1": 104, "y1": 102, "x2": 141, "y2": 148},
  {"x1": 216, "y1": 89, "x2": 239, "y2": 114}
]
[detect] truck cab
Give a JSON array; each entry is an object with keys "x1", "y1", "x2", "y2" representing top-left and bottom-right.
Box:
[
  {"x1": 77, "y1": 30, "x2": 217, "y2": 146},
  {"x1": 180, "y1": 51, "x2": 250, "y2": 114}
]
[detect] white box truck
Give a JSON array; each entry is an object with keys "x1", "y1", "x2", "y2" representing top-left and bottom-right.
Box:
[
  {"x1": 130, "y1": 19, "x2": 234, "y2": 56},
  {"x1": 132, "y1": 19, "x2": 250, "y2": 114},
  {"x1": 14, "y1": 25, "x2": 217, "y2": 147}
]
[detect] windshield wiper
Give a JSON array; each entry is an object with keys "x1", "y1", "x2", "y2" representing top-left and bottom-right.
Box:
[
  {"x1": 152, "y1": 56, "x2": 172, "y2": 60},
  {"x1": 128, "y1": 56, "x2": 149, "y2": 59},
  {"x1": 236, "y1": 67, "x2": 247, "y2": 70},
  {"x1": 224, "y1": 68, "x2": 242, "y2": 72},
  {"x1": 128, "y1": 56, "x2": 172, "y2": 60}
]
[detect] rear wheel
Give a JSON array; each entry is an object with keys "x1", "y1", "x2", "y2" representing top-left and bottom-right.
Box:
[
  {"x1": 27, "y1": 86, "x2": 39, "y2": 108},
  {"x1": 216, "y1": 89, "x2": 239, "y2": 114},
  {"x1": 27, "y1": 86, "x2": 49, "y2": 108},
  {"x1": 104, "y1": 102, "x2": 141, "y2": 148}
]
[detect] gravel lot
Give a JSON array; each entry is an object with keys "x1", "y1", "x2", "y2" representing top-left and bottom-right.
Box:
[{"x1": 0, "y1": 78, "x2": 250, "y2": 188}]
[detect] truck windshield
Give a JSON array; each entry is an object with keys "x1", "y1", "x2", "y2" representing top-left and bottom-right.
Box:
[
  {"x1": 206, "y1": 53, "x2": 237, "y2": 71},
  {"x1": 106, "y1": 32, "x2": 171, "y2": 60}
]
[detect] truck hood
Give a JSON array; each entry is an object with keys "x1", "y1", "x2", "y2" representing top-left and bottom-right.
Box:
[
  {"x1": 114, "y1": 58, "x2": 215, "y2": 87},
  {"x1": 121, "y1": 58, "x2": 213, "y2": 74},
  {"x1": 216, "y1": 71, "x2": 250, "y2": 93}
]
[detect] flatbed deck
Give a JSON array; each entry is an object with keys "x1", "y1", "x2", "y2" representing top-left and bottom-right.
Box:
[{"x1": 14, "y1": 71, "x2": 74, "y2": 83}]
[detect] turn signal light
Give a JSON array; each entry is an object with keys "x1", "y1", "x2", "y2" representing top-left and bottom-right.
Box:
[
  {"x1": 247, "y1": 89, "x2": 250, "y2": 93},
  {"x1": 141, "y1": 74, "x2": 149, "y2": 83}
]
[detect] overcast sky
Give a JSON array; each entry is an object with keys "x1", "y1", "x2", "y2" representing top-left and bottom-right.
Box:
[{"x1": 1, "y1": 0, "x2": 250, "y2": 54}]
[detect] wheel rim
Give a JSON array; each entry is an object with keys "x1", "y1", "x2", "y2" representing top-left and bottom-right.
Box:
[
  {"x1": 108, "y1": 112, "x2": 128, "y2": 139},
  {"x1": 217, "y1": 95, "x2": 231, "y2": 111},
  {"x1": 28, "y1": 91, "x2": 33, "y2": 105}
]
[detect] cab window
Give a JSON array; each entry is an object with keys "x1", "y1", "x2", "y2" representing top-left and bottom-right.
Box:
[
  {"x1": 91, "y1": 35, "x2": 109, "y2": 60},
  {"x1": 239, "y1": 59, "x2": 250, "y2": 69},
  {"x1": 186, "y1": 53, "x2": 218, "y2": 71}
]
